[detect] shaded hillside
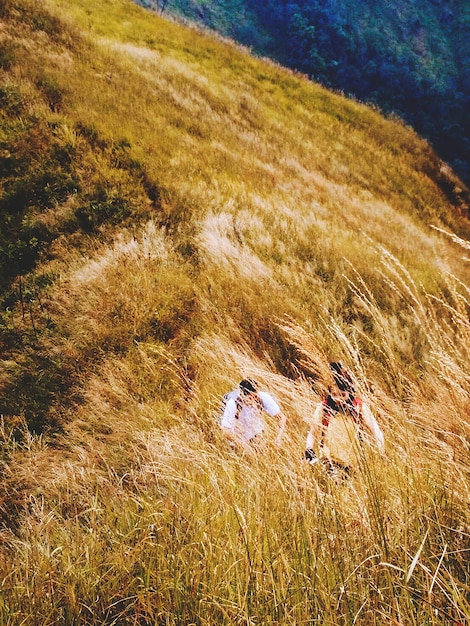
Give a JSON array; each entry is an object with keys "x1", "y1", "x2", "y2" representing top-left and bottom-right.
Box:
[
  {"x1": 136, "y1": 0, "x2": 470, "y2": 185},
  {"x1": 0, "y1": 0, "x2": 470, "y2": 623},
  {"x1": 1, "y1": 0, "x2": 467, "y2": 433}
]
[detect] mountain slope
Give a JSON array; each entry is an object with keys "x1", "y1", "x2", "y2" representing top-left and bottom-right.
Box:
[
  {"x1": 1, "y1": 0, "x2": 467, "y2": 430},
  {"x1": 136, "y1": 0, "x2": 470, "y2": 185},
  {"x1": 0, "y1": 0, "x2": 470, "y2": 623}
]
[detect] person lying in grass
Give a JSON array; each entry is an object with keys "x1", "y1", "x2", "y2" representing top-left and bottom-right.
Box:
[
  {"x1": 305, "y1": 362, "x2": 384, "y2": 478},
  {"x1": 220, "y1": 378, "x2": 287, "y2": 450}
]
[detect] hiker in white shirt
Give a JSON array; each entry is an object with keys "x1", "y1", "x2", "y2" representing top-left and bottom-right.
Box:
[{"x1": 221, "y1": 378, "x2": 286, "y2": 448}]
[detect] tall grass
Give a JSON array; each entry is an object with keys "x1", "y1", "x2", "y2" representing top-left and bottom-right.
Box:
[
  {"x1": 1, "y1": 245, "x2": 470, "y2": 624},
  {"x1": 0, "y1": 0, "x2": 470, "y2": 623}
]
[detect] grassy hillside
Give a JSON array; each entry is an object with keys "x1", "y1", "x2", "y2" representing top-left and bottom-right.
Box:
[
  {"x1": 1, "y1": 0, "x2": 470, "y2": 623},
  {"x1": 137, "y1": 0, "x2": 470, "y2": 185}
]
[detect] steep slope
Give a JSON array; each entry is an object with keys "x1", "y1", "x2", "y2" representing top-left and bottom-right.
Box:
[
  {"x1": 0, "y1": 0, "x2": 470, "y2": 623},
  {"x1": 1, "y1": 0, "x2": 467, "y2": 430},
  {"x1": 136, "y1": 0, "x2": 470, "y2": 185}
]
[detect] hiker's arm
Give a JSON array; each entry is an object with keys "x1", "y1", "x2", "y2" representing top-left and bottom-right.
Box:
[
  {"x1": 361, "y1": 403, "x2": 385, "y2": 453},
  {"x1": 305, "y1": 403, "x2": 323, "y2": 460},
  {"x1": 258, "y1": 391, "x2": 286, "y2": 447},
  {"x1": 220, "y1": 398, "x2": 239, "y2": 443}
]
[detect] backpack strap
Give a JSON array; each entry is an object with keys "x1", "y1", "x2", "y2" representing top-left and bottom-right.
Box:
[
  {"x1": 352, "y1": 397, "x2": 363, "y2": 424},
  {"x1": 221, "y1": 390, "x2": 241, "y2": 421},
  {"x1": 235, "y1": 395, "x2": 243, "y2": 419},
  {"x1": 352, "y1": 397, "x2": 364, "y2": 440},
  {"x1": 319, "y1": 399, "x2": 330, "y2": 448},
  {"x1": 235, "y1": 392, "x2": 263, "y2": 419}
]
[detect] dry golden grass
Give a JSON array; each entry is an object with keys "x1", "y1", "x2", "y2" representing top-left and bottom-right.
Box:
[{"x1": 0, "y1": 0, "x2": 469, "y2": 623}]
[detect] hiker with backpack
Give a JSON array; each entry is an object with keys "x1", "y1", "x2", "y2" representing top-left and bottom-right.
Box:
[
  {"x1": 304, "y1": 362, "x2": 384, "y2": 478},
  {"x1": 220, "y1": 378, "x2": 287, "y2": 450}
]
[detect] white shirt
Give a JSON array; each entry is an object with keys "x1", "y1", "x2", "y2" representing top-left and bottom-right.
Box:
[{"x1": 221, "y1": 390, "x2": 280, "y2": 443}]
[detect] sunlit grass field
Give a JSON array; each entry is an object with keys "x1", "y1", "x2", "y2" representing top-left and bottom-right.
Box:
[{"x1": 0, "y1": 0, "x2": 469, "y2": 623}]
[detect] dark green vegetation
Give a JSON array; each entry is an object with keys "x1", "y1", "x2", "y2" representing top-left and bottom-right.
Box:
[{"x1": 137, "y1": 0, "x2": 470, "y2": 186}]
